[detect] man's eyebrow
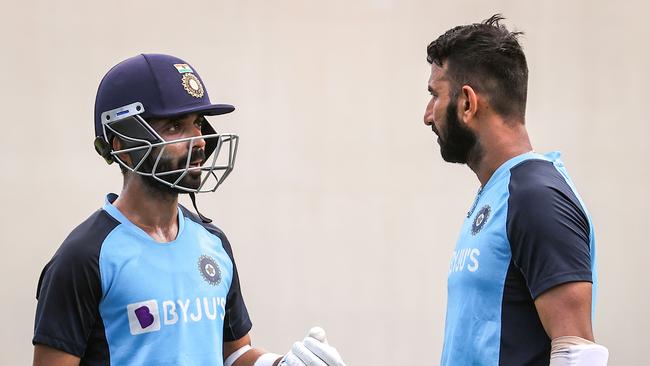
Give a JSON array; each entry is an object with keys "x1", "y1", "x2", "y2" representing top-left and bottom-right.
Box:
[
  {"x1": 171, "y1": 115, "x2": 188, "y2": 122},
  {"x1": 147, "y1": 118, "x2": 177, "y2": 133}
]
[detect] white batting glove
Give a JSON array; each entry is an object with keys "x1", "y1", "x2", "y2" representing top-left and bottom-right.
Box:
[{"x1": 278, "y1": 327, "x2": 346, "y2": 366}]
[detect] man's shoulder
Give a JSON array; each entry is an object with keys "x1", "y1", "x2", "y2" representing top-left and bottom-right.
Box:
[
  {"x1": 508, "y1": 158, "x2": 569, "y2": 194},
  {"x1": 506, "y1": 157, "x2": 585, "y2": 211},
  {"x1": 179, "y1": 205, "x2": 238, "y2": 259},
  {"x1": 55, "y1": 209, "x2": 121, "y2": 263},
  {"x1": 179, "y1": 205, "x2": 229, "y2": 242},
  {"x1": 36, "y1": 209, "x2": 119, "y2": 300},
  {"x1": 506, "y1": 157, "x2": 589, "y2": 232}
]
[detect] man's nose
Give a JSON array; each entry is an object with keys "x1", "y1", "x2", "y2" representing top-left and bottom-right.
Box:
[
  {"x1": 190, "y1": 125, "x2": 206, "y2": 150},
  {"x1": 424, "y1": 104, "x2": 433, "y2": 126}
]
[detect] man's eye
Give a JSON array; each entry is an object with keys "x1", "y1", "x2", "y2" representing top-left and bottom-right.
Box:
[
  {"x1": 168, "y1": 121, "x2": 181, "y2": 133},
  {"x1": 195, "y1": 118, "x2": 205, "y2": 129}
]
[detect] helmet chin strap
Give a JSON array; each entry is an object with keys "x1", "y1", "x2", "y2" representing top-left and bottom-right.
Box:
[{"x1": 189, "y1": 192, "x2": 212, "y2": 224}]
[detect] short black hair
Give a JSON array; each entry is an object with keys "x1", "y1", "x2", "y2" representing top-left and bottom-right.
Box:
[{"x1": 427, "y1": 14, "x2": 528, "y2": 120}]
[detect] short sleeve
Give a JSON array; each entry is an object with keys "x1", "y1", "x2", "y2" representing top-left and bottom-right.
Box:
[
  {"x1": 506, "y1": 160, "x2": 592, "y2": 299},
  {"x1": 33, "y1": 210, "x2": 116, "y2": 357},
  {"x1": 216, "y1": 233, "x2": 253, "y2": 342}
]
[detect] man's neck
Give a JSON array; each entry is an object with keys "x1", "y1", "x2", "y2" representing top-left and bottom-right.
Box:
[
  {"x1": 113, "y1": 176, "x2": 180, "y2": 243},
  {"x1": 467, "y1": 121, "x2": 533, "y2": 186}
]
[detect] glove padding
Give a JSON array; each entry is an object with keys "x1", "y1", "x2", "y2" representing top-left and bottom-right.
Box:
[
  {"x1": 550, "y1": 336, "x2": 608, "y2": 366},
  {"x1": 279, "y1": 327, "x2": 346, "y2": 366},
  {"x1": 550, "y1": 344, "x2": 609, "y2": 366}
]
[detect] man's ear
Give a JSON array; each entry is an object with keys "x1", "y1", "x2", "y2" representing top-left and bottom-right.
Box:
[
  {"x1": 112, "y1": 138, "x2": 133, "y2": 167},
  {"x1": 460, "y1": 85, "x2": 478, "y2": 123}
]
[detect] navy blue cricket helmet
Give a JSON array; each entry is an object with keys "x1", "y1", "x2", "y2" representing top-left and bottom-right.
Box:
[{"x1": 93, "y1": 54, "x2": 239, "y2": 196}]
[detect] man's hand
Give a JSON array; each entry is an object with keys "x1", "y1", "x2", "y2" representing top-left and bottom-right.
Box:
[{"x1": 278, "y1": 327, "x2": 346, "y2": 366}]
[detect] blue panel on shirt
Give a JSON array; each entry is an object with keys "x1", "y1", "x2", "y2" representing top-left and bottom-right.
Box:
[
  {"x1": 99, "y1": 201, "x2": 233, "y2": 365},
  {"x1": 33, "y1": 194, "x2": 252, "y2": 365},
  {"x1": 440, "y1": 152, "x2": 596, "y2": 366}
]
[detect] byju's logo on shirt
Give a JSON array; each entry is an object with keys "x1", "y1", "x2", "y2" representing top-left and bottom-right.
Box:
[
  {"x1": 449, "y1": 248, "x2": 480, "y2": 274},
  {"x1": 126, "y1": 296, "x2": 227, "y2": 336},
  {"x1": 127, "y1": 300, "x2": 161, "y2": 335}
]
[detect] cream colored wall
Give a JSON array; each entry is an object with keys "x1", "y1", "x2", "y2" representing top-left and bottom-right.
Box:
[{"x1": 1, "y1": 0, "x2": 647, "y2": 364}]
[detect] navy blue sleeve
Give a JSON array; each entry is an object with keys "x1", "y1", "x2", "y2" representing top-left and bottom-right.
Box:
[
  {"x1": 506, "y1": 160, "x2": 592, "y2": 299},
  {"x1": 217, "y1": 231, "x2": 253, "y2": 342},
  {"x1": 33, "y1": 210, "x2": 117, "y2": 357},
  {"x1": 180, "y1": 207, "x2": 252, "y2": 342}
]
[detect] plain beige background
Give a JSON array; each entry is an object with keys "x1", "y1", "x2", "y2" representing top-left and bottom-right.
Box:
[{"x1": 1, "y1": 0, "x2": 648, "y2": 364}]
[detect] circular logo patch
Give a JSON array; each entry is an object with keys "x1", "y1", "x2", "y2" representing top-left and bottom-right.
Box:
[
  {"x1": 198, "y1": 255, "x2": 221, "y2": 286},
  {"x1": 182, "y1": 73, "x2": 204, "y2": 98},
  {"x1": 471, "y1": 205, "x2": 491, "y2": 235}
]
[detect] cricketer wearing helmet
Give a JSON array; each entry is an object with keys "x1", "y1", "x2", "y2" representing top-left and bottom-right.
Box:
[
  {"x1": 32, "y1": 53, "x2": 346, "y2": 366},
  {"x1": 423, "y1": 15, "x2": 609, "y2": 365}
]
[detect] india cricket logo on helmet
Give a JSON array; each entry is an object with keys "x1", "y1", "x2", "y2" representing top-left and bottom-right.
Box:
[
  {"x1": 471, "y1": 205, "x2": 491, "y2": 235},
  {"x1": 182, "y1": 73, "x2": 204, "y2": 98},
  {"x1": 198, "y1": 255, "x2": 221, "y2": 286}
]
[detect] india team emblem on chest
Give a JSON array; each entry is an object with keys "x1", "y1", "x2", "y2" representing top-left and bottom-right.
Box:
[
  {"x1": 471, "y1": 205, "x2": 491, "y2": 235},
  {"x1": 198, "y1": 254, "x2": 221, "y2": 286}
]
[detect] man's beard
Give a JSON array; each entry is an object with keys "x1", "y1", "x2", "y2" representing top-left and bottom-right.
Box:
[
  {"x1": 438, "y1": 99, "x2": 479, "y2": 164},
  {"x1": 139, "y1": 148, "x2": 205, "y2": 197}
]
